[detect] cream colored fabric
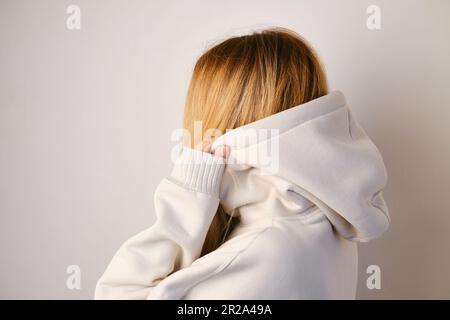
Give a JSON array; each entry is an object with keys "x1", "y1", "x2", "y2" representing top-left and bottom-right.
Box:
[{"x1": 95, "y1": 91, "x2": 390, "y2": 299}]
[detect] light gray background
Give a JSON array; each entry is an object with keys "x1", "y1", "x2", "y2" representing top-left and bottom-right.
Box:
[{"x1": 1, "y1": 0, "x2": 449, "y2": 299}]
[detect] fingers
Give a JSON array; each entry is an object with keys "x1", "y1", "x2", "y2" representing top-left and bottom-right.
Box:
[
  {"x1": 195, "y1": 140, "x2": 213, "y2": 153},
  {"x1": 194, "y1": 140, "x2": 229, "y2": 159},
  {"x1": 213, "y1": 145, "x2": 230, "y2": 159}
]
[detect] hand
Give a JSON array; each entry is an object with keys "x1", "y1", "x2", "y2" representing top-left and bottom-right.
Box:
[{"x1": 195, "y1": 139, "x2": 230, "y2": 159}]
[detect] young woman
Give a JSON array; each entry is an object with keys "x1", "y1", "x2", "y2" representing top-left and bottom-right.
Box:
[{"x1": 95, "y1": 28, "x2": 390, "y2": 299}]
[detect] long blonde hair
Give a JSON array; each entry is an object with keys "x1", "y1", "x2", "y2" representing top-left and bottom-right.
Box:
[{"x1": 183, "y1": 27, "x2": 329, "y2": 256}]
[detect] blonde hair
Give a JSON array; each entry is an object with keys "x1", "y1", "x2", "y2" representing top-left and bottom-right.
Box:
[{"x1": 183, "y1": 27, "x2": 329, "y2": 256}]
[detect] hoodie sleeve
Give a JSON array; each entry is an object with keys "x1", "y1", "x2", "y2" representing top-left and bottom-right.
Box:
[{"x1": 94, "y1": 147, "x2": 226, "y2": 299}]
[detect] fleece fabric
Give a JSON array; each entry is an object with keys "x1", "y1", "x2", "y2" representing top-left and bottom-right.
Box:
[{"x1": 95, "y1": 91, "x2": 390, "y2": 299}]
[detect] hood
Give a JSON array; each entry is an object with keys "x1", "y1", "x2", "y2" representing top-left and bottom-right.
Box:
[{"x1": 210, "y1": 91, "x2": 390, "y2": 242}]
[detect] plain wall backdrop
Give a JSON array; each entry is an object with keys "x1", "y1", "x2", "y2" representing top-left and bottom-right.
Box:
[{"x1": 1, "y1": 0, "x2": 449, "y2": 299}]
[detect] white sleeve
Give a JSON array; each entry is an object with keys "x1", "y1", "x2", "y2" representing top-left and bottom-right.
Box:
[{"x1": 94, "y1": 147, "x2": 226, "y2": 299}]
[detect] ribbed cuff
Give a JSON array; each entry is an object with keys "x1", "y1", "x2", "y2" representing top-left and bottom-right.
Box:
[{"x1": 170, "y1": 147, "x2": 226, "y2": 196}]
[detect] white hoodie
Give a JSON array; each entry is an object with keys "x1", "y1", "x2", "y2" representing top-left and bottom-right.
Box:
[{"x1": 95, "y1": 91, "x2": 390, "y2": 299}]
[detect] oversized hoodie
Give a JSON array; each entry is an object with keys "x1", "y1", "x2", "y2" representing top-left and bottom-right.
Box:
[{"x1": 94, "y1": 91, "x2": 390, "y2": 299}]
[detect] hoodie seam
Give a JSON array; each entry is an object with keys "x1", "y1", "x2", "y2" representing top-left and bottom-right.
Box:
[
  {"x1": 370, "y1": 199, "x2": 391, "y2": 224},
  {"x1": 178, "y1": 226, "x2": 273, "y2": 298},
  {"x1": 260, "y1": 105, "x2": 348, "y2": 149},
  {"x1": 211, "y1": 91, "x2": 346, "y2": 151},
  {"x1": 222, "y1": 105, "x2": 348, "y2": 152},
  {"x1": 347, "y1": 109, "x2": 354, "y2": 139},
  {"x1": 279, "y1": 105, "x2": 347, "y2": 138},
  {"x1": 369, "y1": 189, "x2": 391, "y2": 223}
]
